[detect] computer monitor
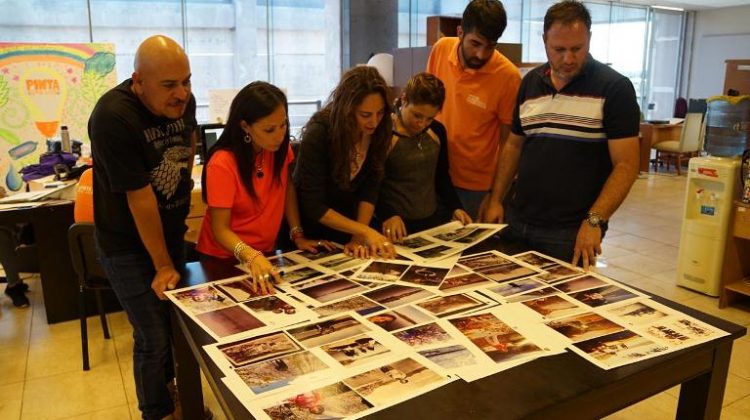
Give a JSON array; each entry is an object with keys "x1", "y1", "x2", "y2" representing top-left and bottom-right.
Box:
[{"x1": 199, "y1": 123, "x2": 225, "y2": 163}]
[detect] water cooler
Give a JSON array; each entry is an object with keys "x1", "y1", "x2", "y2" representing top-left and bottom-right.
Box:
[{"x1": 676, "y1": 156, "x2": 740, "y2": 296}]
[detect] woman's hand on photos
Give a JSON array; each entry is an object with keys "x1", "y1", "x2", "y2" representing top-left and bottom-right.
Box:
[
  {"x1": 363, "y1": 228, "x2": 397, "y2": 260},
  {"x1": 294, "y1": 237, "x2": 336, "y2": 253},
  {"x1": 247, "y1": 254, "x2": 279, "y2": 295},
  {"x1": 452, "y1": 209, "x2": 473, "y2": 225},
  {"x1": 382, "y1": 216, "x2": 407, "y2": 243},
  {"x1": 345, "y1": 237, "x2": 370, "y2": 259}
]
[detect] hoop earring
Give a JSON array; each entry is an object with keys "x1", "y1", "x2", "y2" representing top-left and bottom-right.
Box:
[{"x1": 244, "y1": 133, "x2": 252, "y2": 144}]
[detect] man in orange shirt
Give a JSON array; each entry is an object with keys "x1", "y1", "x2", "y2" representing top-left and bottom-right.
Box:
[{"x1": 426, "y1": 0, "x2": 521, "y2": 219}]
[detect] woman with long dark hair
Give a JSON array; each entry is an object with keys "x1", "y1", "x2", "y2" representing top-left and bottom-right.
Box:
[
  {"x1": 294, "y1": 66, "x2": 396, "y2": 259},
  {"x1": 378, "y1": 72, "x2": 471, "y2": 243},
  {"x1": 197, "y1": 81, "x2": 332, "y2": 293}
]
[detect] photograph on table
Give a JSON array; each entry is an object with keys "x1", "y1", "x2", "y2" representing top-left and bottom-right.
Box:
[
  {"x1": 475, "y1": 262, "x2": 538, "y2": 283},
  {"x1": 296, "y1": 277, "x2": 367, "y2": 304},
  {"x1": 353, "y1": 260, "x2": 411, "y2": 283},
  {"x1": 234, "y1": 350, "x2": 330, "y2": 396},
  {"x1": 313, "y1": 295, "x2": 386, "y2": 318},
  {"x1": 537, "y1": 263, "x2": 583, "y2": 283},
  {"x1": 318, "y1": 254, "x2": 367, "y2": 272},
  {"x1": 170, "y1": 285, "x2": 233, "y2": 314},
  {"x1": 643, "y1": 317, "x2": 726, "y2": 347},
  {"x1": 342, "y1": 358, "x2": 446, "y2": 406},
  {"x1": 287, "y1": 315, "x2": 371, "y2": 348},
  {"x1": 447, "y1": 264, "x2": 469, "y2": 277},
  {"x1": 261, "y1": 382, "x2": 373, "y2": 420},
  {"x1": 195, "y1": 305, "x2": 266, "y2": 339},
  {"x1": 568, "y1": 285, "x2": 642, "y2": 308},
  {"x1": 486, "y1": 278, "x2": 547, "y2": 298},
  {"x1": 457, "y1": 251, "x2": 512, "y2": 271},
  {"x1": 364, "y1": 284, "x2": 435, "y2": 309},
  {"x1": 320, "y1": 333, "x2": 390, "y2": 367},
  {"x1": 505, "y1": 287, "x2": 559, "y2": 303},
  {"x1": 521, "y1": 294, "x2": 585, "y2": 319},
  {"x1": 217, "y1": 331, "x2": 302, "y2": 367},
  {"x1": 367, "y1": 305, "x2": 434, "y2": 332},
  {"x1": 214, "y1": 277, "x2": 267, "y2": 303},
  {"x1": 433, "y1": 226, "x2": 478, "y2": 242},
  {"x1": 418, "y1": 344, "x2": 479, "y2": 370},
  {"x1": 603, "y1": 300, "x2": 670, "y2": 326},
  {"x1": 242, "y1": 294, "x2": 316, "y2": 328},
  {"x1": 280, "y1": 266, "x2": 327, "y2": 285},
  {"x1": 392, "y1": 322, "x2": 454, "y2": 350},
  {"x1": 553, "y1": 274, "x2": 609, "y2": 294},
  {"x1": 545, "y1": 312, "x2": 625, "y2": 343},
  {"x1": 413, "y1": 244, "x2": 457, "y2": 260},
  {"x1": 399, "y1": 235, "x2": 435, "y2": 249},
  {"x1": 416, "y1": 293, "x2": 485, "y2": 318},
  {"x1": 512, "y1": 251, "x2": 560, "y2": 269},
  {"x1": 267, "y1": 254, "x2": 298, "y2": 270},
  {"x1": 573, "y1": 329, "x2": 669, "y2": 369},
  {"x1": 438, "y1": 272, "x2": 493, "y2": 294},
  {"x1": 453, "y1": 227, "x2": 495, "y2": 244},
  {"x1": 290, "y1": 273, "x2": 342, "y2": 291},
  {"x1": 448, "y1": 313, "x2": 544, "y2": 364},
  {"x1": 287, "y1": 244, "x2": 344, "y2": 262},
  {"x1": 399, "y1": 265, "x2": 450, "y2": 287}
]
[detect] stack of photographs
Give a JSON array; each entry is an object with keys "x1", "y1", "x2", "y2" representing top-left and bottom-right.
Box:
[{"x1": 395, "y1": 222, "x2": 503, "y2": 264}]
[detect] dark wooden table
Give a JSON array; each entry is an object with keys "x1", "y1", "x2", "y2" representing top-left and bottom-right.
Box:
[{"x1": 171, "y1": 240, "x2": 747, "y2": 420}]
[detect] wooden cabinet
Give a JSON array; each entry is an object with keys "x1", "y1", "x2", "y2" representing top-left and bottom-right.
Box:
[
  {"x1": 426, "y1": 16, "x2": 461, "y2": 46},
  {"x1": 720, "y1": 200, "x2": 750, "y2": 308},
  {"x1": 724, "y1": 59, "x2": 750, "y2": 96}
]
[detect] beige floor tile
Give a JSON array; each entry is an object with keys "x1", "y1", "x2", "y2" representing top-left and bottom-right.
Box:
[
  {"x1": 722, "y1": 394, "x2": 750, "y2": 420},
  {"x1": 599, "y1": 244, "x2": 634, "y2": 259},
  {"x1": 0, "y1": 381, "x2": 23, "y2": 420},
  {"x1": 63, "y1": 404, "x2": 132, "y2": 420},
  {"x1": 602, "y1": 390, "x2": 677, "y2": 419},
  {"x1": 729, "y1": 335, "x2": 750, "y2": 381},
  {"x1": 0, "y1": 345, "x2": 27, "y2": 387},
  {"x1": 21, "y1": 364, "x2": 127, "y2": 419},
  {"x1": 29, "y1": 315, "x2": 109, "y2": 344},
  {"x1": 128, "y1": 403, "x2": 139, "y2": 420},
  {"x1": 593, "y1": 265, "x2": 645, "y2": 284},
  {"x1": 635, "y1": 244, "x2": 679, "y2": 263},
  {"x1": 26, "y1": 333, "x2": 118, "y2": 380},
  {"x1": 724, "y1": 373, "x2": 750, "y2": 407},
  {"x1": 603, "y1": 234, "x2": 669, "y2": 254},
  {"x1": 606, "y1": 253, "x2": 676, "y2": 277}
]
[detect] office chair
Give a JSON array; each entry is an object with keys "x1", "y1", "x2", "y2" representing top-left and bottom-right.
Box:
[
  {"x1": 67, "y1": 222, "x2": 111, "y2": 371},
  {"x1": 652, "y1": 112, "x2": 705, "y2": 176}
]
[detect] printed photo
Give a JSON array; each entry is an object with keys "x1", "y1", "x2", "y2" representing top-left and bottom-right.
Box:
[
  {"x1": 416, "y1": 294, "x2": 484, "y2": 318},
  {"x1": 297, "y1": 278, "x2": 367, "y2": 304},
  {"x1": 343, "y1": 358, "x2": 444, "y2": 406},
  {"x1": 475, "y1": 263, "x2": 537, "y2": 283},
  {"x1": 453, "y1": 228, "x2": 493, "y2": 244},
  {"x1": 313, "y1": 295, "x2": 385, "y2": 318},
  {"x1": 433, "y1": 226, "x2": 476, "y2": 242},
  {"x1": 414, "y1": 244, "x2": 456, "y2": 260},
  {"x1": 196, "y1": 305, "x2": 266, "y2": 338},
  {"x1": 392, "y1": 322, "x2": 453, "y2": 350},
  {"x1": 367, "y1": 305, "x2": 433, "y2": 332},
  {"x1": 447, "y1": 264, "x2": 469, "y2": 277},
  {"x1": 458, "y1": 252, "x2": 511, "y2": 270},
  {"x1": 218, "y1": 332, "x2": 301, "y2": 367},
  {"x1": 267, "y1": 255, "x2": 297, "y2": 270},
  {"x1": 319, "y1": 255, "x2": 365, "y2": 272},
  {"x1": 241, "y1": 294, "x2": 311, "y2": 328},
  {"x1": 505, "y1": 287, "x2": 558, "y2": 303},
  {"x1": 438, "y1": 273, "x2": 492, "y2": 293},
  {"x1": 287, "y1": 315, "x2": 370, "y2": 348},
  {"x1": 568, "y1": 285, "x2": 640, "y2": 308},
  {"x1": 291, "y1": 274, "x2": 342, "y2": 290},
  {"x1": 215, "y1": 278, "x2": 265, "y2": 303},
  {"x1": 449, "y1": 313, "x2": 543, "y2": 363},
  {"x1": 604, "y1": 301, "x2": 669, "y2": 325},
  {"x1": 487, "y1": 278, "x2": 546, "y2": 297},
  {"x1": 546, "y1": 312, "x2": 625, "y2": 343},
  {"x1": 418, "y1": 345, "x2": 478, "y2": 370},
  {"x1": 354, "y1": 261, "x2": 410, "y2": 283},
  {"x1": 281, "y1": 266, "x2": 326, "y2": 284},
  {"x1": 295, "y1": 246, "x2": 343, "y2": 261},
  {"x1": 553, "y1": 275, "x2": 609, "y2": 294},
  {"x1": 645, "y1": 318, "x2": 720, "y2": 346},
  {"x1": 400, "y1": 265, "x2": 450, "y2": 287},
  {"x1": 234, "y1": 350, "x2": 329, "y2": 395},
  {"x1": 262, "y1": 382, "x2": 373, "y2": 420},
  {"x1": 172, "y1": 285, "x2": 233, "y2": 314},
  {"x1": 321, "y1": 333, "x2": 390, "y2": 367},
  {"x1": 513, "y1": 251, "x2": 558, "y2": 269},
  {"x1": 364, "y1": 284, "x2": 435, "y2": 308},
  {"x1": 400, "y1": 236, "x2": 435, "y2": 249},
  {"x1": 574, "y1": 330, "x2": 668, "y2": 368},
  {"x1": 521, "y1": 294, "x2": 583, "y2": 319},
  {"x1": 537, "y1": 264, "x2": 583, "y2": 283}
]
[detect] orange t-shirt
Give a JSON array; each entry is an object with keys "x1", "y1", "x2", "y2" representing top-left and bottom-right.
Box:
[
  {"x1": 196, "y1": 146, "x2": 294, "y2": 257},
  {"x1": 74, "y1": 168, "x2": 94, "y2": 223},
  {"x1": 426, "y1": 37, "x2": 521, "y2": 191}
]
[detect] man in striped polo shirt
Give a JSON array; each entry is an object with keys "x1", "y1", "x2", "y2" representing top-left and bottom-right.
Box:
[{"x1": 481, "y1": 0, "x2": 639, "y2": 269}]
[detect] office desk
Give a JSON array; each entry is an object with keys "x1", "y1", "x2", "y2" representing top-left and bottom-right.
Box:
[
  {"x1": 171, "y1": 241, "x2": 746, "y2": 420},
  {"x1": 640, "y1": 123, "x2": 682, "y2": 173}
]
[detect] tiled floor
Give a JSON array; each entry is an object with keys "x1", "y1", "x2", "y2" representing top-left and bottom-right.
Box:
[{"x1": 1, "y1": 173, "x2": 749, "y2": 420}]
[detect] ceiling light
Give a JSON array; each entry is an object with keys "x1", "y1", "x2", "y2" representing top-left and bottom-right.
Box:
[{"x1": 652, "y1": 5, "x2": 685, "y2": 11}]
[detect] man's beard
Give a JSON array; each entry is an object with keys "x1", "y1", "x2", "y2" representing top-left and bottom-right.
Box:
[{"x1": 460, "y1": 44, "x2": 488, "y2": 70}]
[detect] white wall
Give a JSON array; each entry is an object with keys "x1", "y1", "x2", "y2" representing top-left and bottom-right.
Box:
[{"x1": 687, "y1": 4, "x2": 750, "y2": 99}]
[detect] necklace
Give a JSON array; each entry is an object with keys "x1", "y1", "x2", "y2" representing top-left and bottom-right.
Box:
[
  {"x1": 255, "y1": 152, "x2": 264, "y2": 178},
  {"x1": 394, "y1": 111, "x2": 424, "y2": 150}
]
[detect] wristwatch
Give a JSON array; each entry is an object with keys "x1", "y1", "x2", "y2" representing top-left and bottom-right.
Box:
[{"x1": 585, "y1": 211, "x2": 605, "y2": 228}]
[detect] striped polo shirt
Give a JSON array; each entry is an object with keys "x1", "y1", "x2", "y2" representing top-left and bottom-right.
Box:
[{"x1": 510, "y1": 55, "x2": 640, "y2": 228}]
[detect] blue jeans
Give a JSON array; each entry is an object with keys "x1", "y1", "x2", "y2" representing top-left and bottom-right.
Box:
[
  {"x1": 506, "y1": 211, "x2": 607, "y2": 264},
  {"x1": 455, "y1": 187, "x2": 488, "y2": 221},
  {"x1": 98, "y1": 246, "x2": 185, "y2": 420}
]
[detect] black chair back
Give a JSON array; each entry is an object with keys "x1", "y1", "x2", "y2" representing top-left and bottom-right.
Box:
[{"x1": 67, "y1": 223, "x2": 108, "y2": 288}]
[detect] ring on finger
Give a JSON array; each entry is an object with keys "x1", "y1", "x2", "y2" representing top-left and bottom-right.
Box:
[
  {"x1": 317, "y1": 240, "x2": 322, "y2": 247},
  {"x1": 383, "y1": 241, "x2": 391, "y2": 246}
]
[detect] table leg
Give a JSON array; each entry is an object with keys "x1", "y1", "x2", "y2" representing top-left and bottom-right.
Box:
[
  {"x1": 676, "y1": 341, "x2": 733, "y2": 420},
  {"x1": 171, "y1": 308, "x2": 205, "y2": 420}
]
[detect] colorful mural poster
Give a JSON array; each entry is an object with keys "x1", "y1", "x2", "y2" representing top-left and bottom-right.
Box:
[{"x1": 0, "y1": 43, "x2": 116, "y2": 191}]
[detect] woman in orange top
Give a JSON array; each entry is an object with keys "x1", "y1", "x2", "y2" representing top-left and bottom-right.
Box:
[{"x1": 196, "y1": 82, "x2": 332, "y2": 293}]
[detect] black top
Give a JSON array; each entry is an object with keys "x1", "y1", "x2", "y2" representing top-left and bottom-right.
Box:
[
  {"x1": 510, "y1": 56, "x2": 640, "y2": 228},
  {"x1": 90, "y1": 79, "x2": 197, "y2": 256},
  {"x1": 293, "y1": 119, "x2": 381, "y2": 244},
  {"x1": 377, "y1": 120, "x2": 462, "y2": 222}
]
